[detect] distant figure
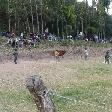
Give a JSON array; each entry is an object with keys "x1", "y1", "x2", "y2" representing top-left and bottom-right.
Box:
[
  {"x1": 11, "y1": 39, "x2": 16, "y2": 48},
  {"x1": 94, "y1": 35, "x2": 98, "y2": 43},
  {"x1": 0, "y1": 52, "x2": 3, "y2": 63},
  {"x1": 30, "y1": 32, "x2": 34, "y2": 39},
  {"x1": 105, "y1": 50, "x2": 110, "y2": 64},
  {"x1": 20, "y1": 32, "x2": 24, "y2": 40},
  {"x1": 55, "y1": 50, "x2": 60, "y2": 61},
  {"x1": 11, "y1": 32, "x2": 15, "y2": 38},
  {"x1": 84, "y1": 47, "x2": 89, "y2": 60},
  {"x1": 7, "y1": 37, "x2": 12, "y2": 44},
  {"x1": 85, "y1": 38, "x2": 89, "y2": 42},
  {"x1": 13, "y1": 48, "x2": 18, "y2": 64},
  {"x1": 11, "y1": 38, "x2": 18, "y2": 48}
]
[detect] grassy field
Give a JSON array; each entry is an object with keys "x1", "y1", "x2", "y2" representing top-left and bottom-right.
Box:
[{"x1": 0, "y1": 56, "x2": 112, "y2": 112}]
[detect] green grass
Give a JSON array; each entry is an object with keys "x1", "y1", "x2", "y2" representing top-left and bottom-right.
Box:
[
  {"x1": 54, "y1": 80, "x2": 112, "y2": 112},
  {"x1": 0, "y1": 89, "x2": 37, "y2": 112},
  {"x1": 1, "y1": 81, "x2": 112, "y2": 112},
  {"x1": 1, "y1": 83, "x2": 112, "y2": 111},
  {"x1": 65, "y1": 61, "x2": 112, "y2": 76},
  {"x1": 0, "y1": 55, "x2": 112, "y2": 112},
  {"x1": 35, "y1": 39, "x2": 112, "y2": 48},
  {"x1": 0, "y1": 36, "x2": 7, "y2": 44}
]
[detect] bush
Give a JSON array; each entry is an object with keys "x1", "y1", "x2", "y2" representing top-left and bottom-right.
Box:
[{"x1": 59, "y1": 39, "x2": 74, "y2": 46}]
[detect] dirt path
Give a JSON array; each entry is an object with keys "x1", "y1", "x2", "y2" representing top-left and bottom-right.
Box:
[
  {"x1": 0, "y1": 59, "x2": 57, "y2": 88},
  {"x1": 0, "y1": 53, "x2": 111, "y2": 91},
  {"x1": 0, "y1": 57, "x2": 79, "y2": 89}
]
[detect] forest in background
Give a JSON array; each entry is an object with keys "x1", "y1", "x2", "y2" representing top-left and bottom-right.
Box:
[{"x1": 0, "y1": 0, "x2": 112, "y2": 39}]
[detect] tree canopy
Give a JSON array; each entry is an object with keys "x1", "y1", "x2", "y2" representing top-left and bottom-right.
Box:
[{"x1": 0, "y1": 0, "x2": 112, "y2": 39}]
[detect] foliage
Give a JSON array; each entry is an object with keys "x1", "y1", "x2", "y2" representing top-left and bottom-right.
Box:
[
  {"x1": 0, "y1": 0, "x2": 112, "y2": 39},
  {"x1": 86, "y1": 27, "x2": 96, "y2": 34}
]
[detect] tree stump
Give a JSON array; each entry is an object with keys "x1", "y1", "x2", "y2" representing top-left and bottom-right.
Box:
[{"x1": 26, "y1": 75, "x2": 56, "y2": 112}]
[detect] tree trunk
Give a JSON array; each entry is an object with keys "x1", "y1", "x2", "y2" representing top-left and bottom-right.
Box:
[
  {"x1": 26, "y1": 75, "x2": 56, "y2": 112},
  {"x1": 8, "y1": 0, "x2": 11, "y2": 32},
  {"x1": 15, "y1": 11, "x2": 17, "y2": 32},
  {"x1": 65, "y1": 22, "x2": 68, "y2": 38},
  {"x1": 30, "y1": 0, "x2": 35, "y2": 33},
  {"x1": 51, "y1": 23, "x2": 54, "y2": 34},
  {"x1": 24, "y1": 5, "x2": 31, "y2": 33},
  {"x1": 41, "y1": 0, "x2": 44, "y2": 34},
  {"x1": 57, "y1": 18, "x2": 59, "y2": 37},
  {"x1": 27, "y1": 17, "x2": 31, "y2": 33},
  {"x1": 17, "y1": 18, "x2": 20, "y2": 33},
  {"x1": 36, "y1": 4, "x2": 40, "y2": 33},
  {"x1": 62, "y1": 20, "x2": 64, "y2": 39},
  {"x1": 14, "y1": 21, "x2": 17, "y2": 33},
  {"x1": 81, "y1": 19, "x2": 84, "y2": 38},
  {"x1": 9, "y1": 17, "x2": 11, "y2": 32}
]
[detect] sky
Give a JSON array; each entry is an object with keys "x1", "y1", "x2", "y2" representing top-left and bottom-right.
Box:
[{"x1": 78, "y1": 0, "x2": 112, "y2": 15}]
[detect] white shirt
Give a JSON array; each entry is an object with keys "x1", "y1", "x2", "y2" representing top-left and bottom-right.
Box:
[{"x1": 85, "y1": 50, "x2": 89, "y2": 56}]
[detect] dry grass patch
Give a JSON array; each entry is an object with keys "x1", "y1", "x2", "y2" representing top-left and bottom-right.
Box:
[{"x1": 0, "y1": 57, "x2": 112, "y2": 112}]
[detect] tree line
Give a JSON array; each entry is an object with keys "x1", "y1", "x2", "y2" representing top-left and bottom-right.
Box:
[{"x1": 0, "y1": 0, "x2": 112, "y2": 39}]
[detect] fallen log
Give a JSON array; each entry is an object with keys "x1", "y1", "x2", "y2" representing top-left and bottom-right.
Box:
[{"x1": 26, "y1": 75, "x2": 56, "y2": 112}]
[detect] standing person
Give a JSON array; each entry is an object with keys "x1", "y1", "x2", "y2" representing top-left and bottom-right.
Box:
[
  {"x1": 30, "y1": 32, "x2": 34, "y2": 40},
  {"x1": 11, "y1": 32, "x2": 15, "y2": 38},
  {"x1": 11, "y1": 38, "x2": 16, "y2": 48},
  {"x1": 55, "y1": 50, "x2": 60, "y2": 62},
  {"x1": 13, "y1": 48, "x2": 18, "y2": 64},
  {"x1": 0, "y1": 51, "x2": 3, "y2": 63},
  {"x1": 20, "y1": 32, "x2": 24, "y2": 40},
  {"x1": 7, "y1": 31, "x2": 12, "y2": 44},
  {"x1": 84, "y1": 47, "x2": 89, "y2": 60},
  {"x1": 94, "y1": 35, "x2": 99, "y2": 43},
  {"x1": 105, "y1": 50, "x2": 110, "y2": 64}
]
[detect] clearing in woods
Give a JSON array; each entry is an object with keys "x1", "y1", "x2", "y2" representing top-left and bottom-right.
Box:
[{"x1": 0, "y1": 51, "x2": 112, "y2": 112}]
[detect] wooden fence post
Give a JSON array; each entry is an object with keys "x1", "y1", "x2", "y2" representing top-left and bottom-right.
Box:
[{"x1": 26, "y1": 75, "x2": 56, "y2": 112}]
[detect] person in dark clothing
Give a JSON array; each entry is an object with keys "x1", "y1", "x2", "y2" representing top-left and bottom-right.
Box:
[
  {"x1": 13, "y1": 48, "x2": 18, "y2": 64},
  {"x1": 105, "y1": 50, "x2": 110, "y2": 64},
  {"x1": 11, "y1": 39, "x2": 16, "y2": 48}
]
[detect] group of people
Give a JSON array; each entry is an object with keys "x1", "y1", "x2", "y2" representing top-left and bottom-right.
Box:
[
  {"x1": 1, "y1": 31, "x2": 48, "y2": 64},
  {"x1": 6, "y1": 32, "x2": 42, "y2": 48},
  {"x1": 84, "y1": 48, "x2": 111, "y2": 64},
  {"x1": 1, "y1": 31, "x2": 112, "y2": 64},
  {"x1": 11, "y1": 47, "x2": 111, "y2": 64}
]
